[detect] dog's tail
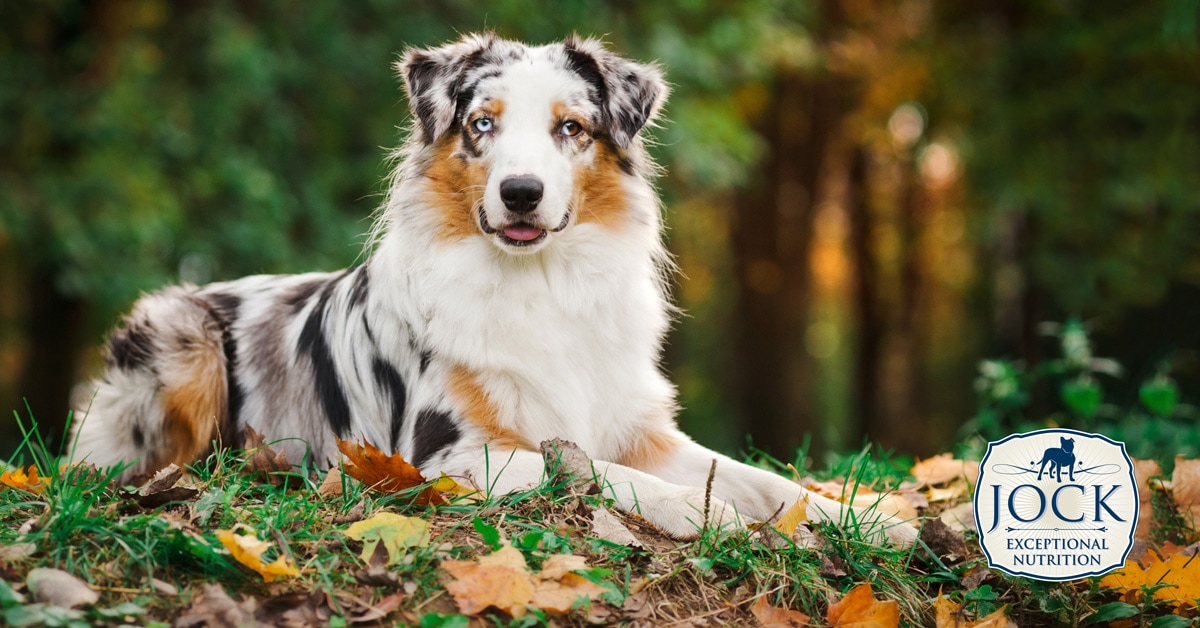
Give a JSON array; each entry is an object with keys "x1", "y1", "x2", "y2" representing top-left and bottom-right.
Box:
[{"x1": 71, "y1": 287, "x2": 230, "y2": 481}]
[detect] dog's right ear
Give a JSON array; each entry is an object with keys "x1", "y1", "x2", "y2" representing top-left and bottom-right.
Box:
[{"x1": 398, "y1": 33, "x2": 497, "y2": 144}]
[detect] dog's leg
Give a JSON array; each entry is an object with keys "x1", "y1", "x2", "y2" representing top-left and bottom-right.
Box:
[
  {"x1": 442, "y1": 445, "x2": 744, "y2": 540},
  {"x1": 622, "y1": 432, "x2": 918, "y2": 547}
]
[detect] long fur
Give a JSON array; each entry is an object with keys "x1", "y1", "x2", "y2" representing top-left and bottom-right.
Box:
[{"x1": 71, "y1": 33, "x2": 916, "y2": 547}]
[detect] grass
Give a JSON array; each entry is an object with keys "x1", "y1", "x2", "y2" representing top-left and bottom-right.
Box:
[{"x1": 0, "y1": 412, "x2": 1191, "y2": 627}]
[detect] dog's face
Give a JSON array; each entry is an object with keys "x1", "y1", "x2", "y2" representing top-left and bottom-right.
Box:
[
  {"x1": 399, "y1": 34, "x2": 667, "y2": 254},
  {"x1": 1061, "y1": 437, "x2": 1075, "y2": 451}
]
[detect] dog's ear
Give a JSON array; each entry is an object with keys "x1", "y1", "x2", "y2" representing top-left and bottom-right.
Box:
[
  {"x1": 561, "y1": 36, "x2": 668, "y2": 150},
  {"x1": 397, "y1": 33, "x2": 497, "y2": 143}
]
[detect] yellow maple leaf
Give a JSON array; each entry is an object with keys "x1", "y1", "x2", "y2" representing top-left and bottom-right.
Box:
[
  {"x1": 342, "y1": 512, "x2": 430, "y2": 566},
  {"x1": 216, "y1": 527, "x2": 300, "y2": 582},
  {"x1": 0, "y1": 465, "x2": 46, "y2": 494},
  {"x1": 1099, "y1": 550, "x2": 1200, "y2": 608},
  {"x1": 934, "y1": 592, "x2": 1012, "y2": 628}
]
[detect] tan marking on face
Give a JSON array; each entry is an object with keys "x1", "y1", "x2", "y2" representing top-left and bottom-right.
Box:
[
  {"x1": 479, "y1": 98, "x2": 505, "y2": 120},
  {"x1": 617, "y1": 425, "x2": 684, "y2": 472},
  {"x1": 158, "y1": 336, "x2": 226, "y2": 472},
  {"x1": 574, "y1": 139, "x2": 629, "y2": 228},
  {"x1": 448, "y1": 366, "x2": 532, "y2": 451},
  {"x1": 423, "y1": 135, "x2": 488, "y2": 243}
]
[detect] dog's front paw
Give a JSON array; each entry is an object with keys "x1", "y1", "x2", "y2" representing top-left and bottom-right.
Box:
[{"x1": 638, "y1": 486, "x2": 749, "y2": 540}]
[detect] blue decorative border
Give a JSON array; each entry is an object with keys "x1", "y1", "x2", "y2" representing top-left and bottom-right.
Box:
[{"x1": 974, "y1": 427, "x2": 1138, "y2": 582}]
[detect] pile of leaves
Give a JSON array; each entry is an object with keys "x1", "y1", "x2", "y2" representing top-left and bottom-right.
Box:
[{"x1": 4, "y1": 428, "x2": 1200, "y2": 627}]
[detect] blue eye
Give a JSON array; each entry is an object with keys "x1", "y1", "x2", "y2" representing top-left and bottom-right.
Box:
[{"x1": 473, "y1": 117, "x2": 494, "y2": 133}]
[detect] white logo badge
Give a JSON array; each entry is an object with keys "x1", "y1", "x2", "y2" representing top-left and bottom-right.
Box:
[{"x1": 974, "y1": 428, "x2": 1138, "y2": 581}]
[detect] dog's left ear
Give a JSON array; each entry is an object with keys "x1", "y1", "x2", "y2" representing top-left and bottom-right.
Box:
[
  {"x1": 398, "y1": 33, "x2": 497, "y2": 144},
  {"x1": 562, "y1": 36, "x2": 668, "y2": 149}
]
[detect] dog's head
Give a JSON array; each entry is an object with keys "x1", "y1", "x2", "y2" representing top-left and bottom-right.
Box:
[
  {"x1": 398, "y1": 33, "x2": 667, "y2": 254},
  {"x1": 1061, "y1": 437, "x2": 1075, "y2": 452}
]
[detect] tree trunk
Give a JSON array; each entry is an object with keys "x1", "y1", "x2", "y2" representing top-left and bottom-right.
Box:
[
  {"x1": 730, "y1": 68, "x2": 846, "y2": 460},
  {"x1": 14, "y1": 265, "x2": 88, "y2": 454}
]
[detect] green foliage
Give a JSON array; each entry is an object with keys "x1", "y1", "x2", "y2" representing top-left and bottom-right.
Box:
[{"x1": 964, "y1": 319, "x2": 1200, "y2": 462}]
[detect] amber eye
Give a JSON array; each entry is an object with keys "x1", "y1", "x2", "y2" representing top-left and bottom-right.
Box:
[{"x1": 559, "y1": 120, "x2": 583, "y2": 137}]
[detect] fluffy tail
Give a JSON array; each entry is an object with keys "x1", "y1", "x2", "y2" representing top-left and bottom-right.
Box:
[{"x1": 71, "y1": 287, "x2": 229, "y2": 481}]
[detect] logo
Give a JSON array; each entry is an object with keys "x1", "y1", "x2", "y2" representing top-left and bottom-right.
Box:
[{"x1": 974, "y1": 428, "x2": 1138, "y2": 581}]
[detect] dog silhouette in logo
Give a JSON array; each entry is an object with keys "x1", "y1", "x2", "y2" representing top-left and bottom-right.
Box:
[{"x1": 1037, "y1": 437, "x2": 1076, "y2": 482}]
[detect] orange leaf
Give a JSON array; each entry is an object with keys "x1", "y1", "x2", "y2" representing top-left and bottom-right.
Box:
[
  {"x1": 216, "y1": 527, "x2": 300, "y2": 582},
  {"x1": 0, "y1": 465, "x2": 46, "y2": 494},
  {"x1": 336, "y1": 438, "x2": 446, "y2": 505},
  {"x1": 443, "y1": 545, "x2": 606, "y2": 617},
  {"x1": 750, "y1": 596, "x2": 810, "y2": 627},
  {"x1": 827, "y1": 583, "x2": 899, "y2": 628},
  {"x1": 773, "y1": 496, "x2": 810, "y2": 538},
  {"x1": 1132, "y1": 458, "x2": 1161, "y2": 542},
  {"x1": 1099, "y1": 549, "x2": 1200, "y2": 608}
]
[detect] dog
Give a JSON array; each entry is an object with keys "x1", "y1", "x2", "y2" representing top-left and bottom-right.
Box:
[
  {"x1": 71, "y1": 33, "x2": 916, "y2": 547},
  {"x1": 1037, "y1": 437, "x2": 1076, "y2": 482}
]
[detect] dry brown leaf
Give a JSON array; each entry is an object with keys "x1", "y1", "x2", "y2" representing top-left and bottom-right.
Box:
[
  {"x1": 591, "y1": 507, "x2": 643, "y2": 548},
  {"x1": 336, "y1": 438, "x2": 446, "y2": 505},
  {"x1": 26, "y1": 568, "x2": 98, "y2": 609},
  {"x1": 318, "y1": 466, "x2": 347, "y2": 497},
  {"x1": 749, "y1": 596, "x2": 810, "y2": 627},
  {"x1": 130, "y1": 463, "x2": 198, "y2": 509},
  {"x1": 1172, "y1": 455, "x2": 1200, "y2": 528},
  {"x1": 244, "y1": 425, "x2": 291, "y2": 486},
  {"x1": 176, "y1": 584, "x2": 257, "y2": 628},
  {"x1": 912, "y1": 454, "x2": 979, "y2": 487},
  {"x1": 442, "y1": 544, "x2": 606, "y2": 617},
  {"x1": 1132, "y1": 458, "x2": 1161, "y2": 542},
  {"x1": 939, "y1": 502, "x2": 977, "y2": 534},
  {"x1": 826, "y1": 583, "x2": 899, "y2": 628}
]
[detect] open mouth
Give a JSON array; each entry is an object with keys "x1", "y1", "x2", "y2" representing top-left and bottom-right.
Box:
[{"x1": 479, "y1": 209, "x2": 570, "y2": 248}]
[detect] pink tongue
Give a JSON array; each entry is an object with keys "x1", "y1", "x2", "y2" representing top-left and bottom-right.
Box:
[{"x1": 503, "y1": 225, "x2": 544, "y2": 241}]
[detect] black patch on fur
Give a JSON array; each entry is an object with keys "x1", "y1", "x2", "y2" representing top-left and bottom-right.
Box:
[
  {"x1": 206, "y1": 292, "x2": 245, "y2": 434},
  {"x1": 419, "y1": 350, "x2": 433, "y2": 374},
  {"x1": 284, "y1": 279, "x2": 325, "y2": 314},
  {"x1": 372, "y1": 358, "x2": 408, "y2": 453},
  {"x1": 348, "y1": 265, "x2": 370, "y2": 309},
  {"x1": 132, "y1": 425, "x2": 145, "y2": 449},
  {"x1": 406, "y1": 54, "x2": 443, "y2": 141},
  {"x1": 108, "y1": 321, "x2": 155, "y2": 371},
  {"x1": 412, "y1": 408, "x2": 460, "y2": 468},
  {"x1": 297, "y1": 282, "x2": 351, "y2": 438},
  {"x1": 460, "y1": 125, "x2": 481, "y2": 158},
  {"x1": 562, "y1": 45, "x2": 609, "y2": 113}
]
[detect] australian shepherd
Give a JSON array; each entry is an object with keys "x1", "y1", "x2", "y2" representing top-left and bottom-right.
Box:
[{"x1": 72, "y1": 33, "x2": 915, "y2": 546}]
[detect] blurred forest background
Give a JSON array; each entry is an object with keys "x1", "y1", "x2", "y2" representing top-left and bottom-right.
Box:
[{"x1": 3, "y1": 0, "x2": 1200, "y2": 464}]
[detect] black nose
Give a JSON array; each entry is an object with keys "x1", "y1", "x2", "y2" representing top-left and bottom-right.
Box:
[{"x1": 499, "y1": 176, "x2": 543, "y2": 213}]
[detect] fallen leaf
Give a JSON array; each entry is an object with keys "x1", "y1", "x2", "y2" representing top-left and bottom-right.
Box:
[
  {"x1": 912, "y1": 454, "x2": 980, "y2": 487},
  {"x1": 774, "y1": 496, "x2": 810, "y2": 538},
  {"x1": 827, "y1": 583, "x2": 899, "y2": 628},
  {"x1": 1099, "y1": 549, "x2": 1200, "y2": 607},
  {"x1": 934, "y1": 593, "x2": 1014, "y2": 628},
  {"x1": 216, "y1": 526, "x2": 300, "y2": 582},
  {"x1": 175, "y1": 584, "x2": 257, "y2": 628},
  {"x1": 243, "y1": 425, "x2": 291, "y2": 486},
  {"x1": 926, "y1": 482, "x2": 971, "y2": 504},
  {"x1": 431, "y1": 473, "x2": 483, "y2": 501},
  {"x1": 939, "y1": 502, "x2": 977, "y2": 534},
  {"x1": 342, "y1": 512, "x2": 430, "y2": 566},
  {"x1": 336, "y1": 439, "x2": 446, "y2": 504},
  {"x1": 806, "y1": 480, "x2": 919, "y2": 523},
  {"x1": 318, "y1": 466, "x2": 347, "y2": 497},
  {"x1": 750, "y1": 596, "x2": 810, "y2": 627},
  {"x1": 0, "y1": 542, "x2": 37, "y2": 562},
  {"x1": 26, "y1": 568, "x2": 99, "y2": 609},
  {"x1": 129, "y1": 463, "x2": 198, "y2": 508},
  {"x1": 442, "y1": 544, "x2": 607, "y2": 617},
  {"x1": 1, "y1": 465, "x2": 46, "y2": 494},
  {"x1": 1172, "y1": 455, "x2": 1200, "y2": 528},
  {"x1": 590, "y1": 506, "x2": 643, "y2": 548},
  {"x1": 1131, "y1": 459, "x2": 1161, "y2": 542},
  {"x1": 540, "y1": 438, "x2": 600, "y2": 492}
]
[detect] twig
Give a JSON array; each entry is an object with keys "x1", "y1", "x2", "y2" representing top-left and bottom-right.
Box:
[{"x1": 702, "y1": 458, "x2": 717, "y2": 534}]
